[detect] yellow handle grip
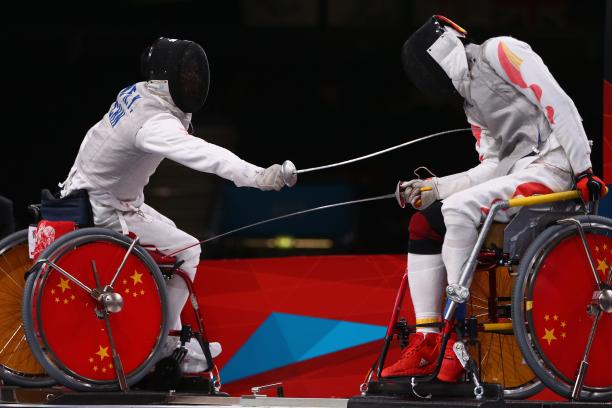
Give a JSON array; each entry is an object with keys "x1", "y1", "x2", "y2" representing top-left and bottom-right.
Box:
[
  {"x1": 507, "y1": 190, "x2": 580, "y2": 208},
  {"x1": 420, "y1": 186, "x2": 433, "y2": 192},
  {"x1": 482, "y1": 322, "x2": 513, "y2": 332}
]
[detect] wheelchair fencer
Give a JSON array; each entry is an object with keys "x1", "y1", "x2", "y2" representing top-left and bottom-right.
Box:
[
  {"x1": 0, "y1": 190, "x2": 223, "y2": 393},
  {"x1": 363, "y1": 190, "x2": 612, "y2": 402}
]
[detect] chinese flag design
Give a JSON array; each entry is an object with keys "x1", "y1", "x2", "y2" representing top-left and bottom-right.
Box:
[
  {"x1": 529, "y1": 234, "x2": 612, "y2": 388},
  {"x1": 539, "y1": 312, "x2": 568, "y2": 346},
  {"x1": 497, "y1": 41, "x2": 555, "y2": 124},
  {"x1": 113, "y1": 270, "x2": 147, "y2": 300},
  {"x1": 35, "y1": 241, "x2": 164, "y2": 382},
  {"x1": 50, "y1": 277, "x2": 77, "y2": 306},
  {"x1": 87, "y1": 345, "x2": 114, "y2": 376}
]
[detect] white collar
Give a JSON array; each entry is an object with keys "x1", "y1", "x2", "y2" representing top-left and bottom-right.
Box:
[{"x1": 145, "y1": 80, "x2": 191, "y2": 120}]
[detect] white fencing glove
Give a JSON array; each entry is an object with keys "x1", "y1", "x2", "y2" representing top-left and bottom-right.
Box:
[
  {"x1": 398, "y1": 178, "x2": 440, "y2": 210},
  {"x1": 255, "y1": 164, "x2": 285, "y2": 191}
]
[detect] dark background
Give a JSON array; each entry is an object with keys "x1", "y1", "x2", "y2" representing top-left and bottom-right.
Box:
[{"x1": 3, "y1": 0, "x2": 606, "y2": 259}]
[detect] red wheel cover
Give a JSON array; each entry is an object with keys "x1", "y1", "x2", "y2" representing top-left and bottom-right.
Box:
[
  {"x1": 35, "y1": 242, "x2": 163, "y2": 381},
  {"x1": 529, "y1": 233, "x2": 612, "y2": 388}
]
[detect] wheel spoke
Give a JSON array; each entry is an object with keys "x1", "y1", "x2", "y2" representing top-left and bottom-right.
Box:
[
  {"x1": 0, "y1": 324, "x2": 21, "y2": 357},
  {"x1": 103, "y1": 315, "x2": 128, "y2": 391},
  {"x1": 42, "y1": 260, "x2": 93, "y2": 295},
  {"x1": 109, "y1": 236, "x2": 139, "y2": 288},
  {"x1": 557, "y1": 219, "x2": 602, "y2": 287},
  {"x1": 0, "y1": 263, "x2": 23, "y2": 291},
  {"x1": 570, "y1": 310, "x2": 602, "y2": 400}
]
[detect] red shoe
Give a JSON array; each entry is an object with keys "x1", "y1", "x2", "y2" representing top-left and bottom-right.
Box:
[
  {"x1": 381, "y1": 332, "x2": 440, "y2": 377},
  {"x1": 437, "y1": 334, "x2": 465, "y2": 382}
]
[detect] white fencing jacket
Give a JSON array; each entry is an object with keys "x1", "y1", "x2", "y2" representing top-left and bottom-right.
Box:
[
  {"x1": 62, "y1": 81, "x2": 263, "y2": 210},
  {"x1": 429, "y1": 33, "x2": 591, "y2": 199}
]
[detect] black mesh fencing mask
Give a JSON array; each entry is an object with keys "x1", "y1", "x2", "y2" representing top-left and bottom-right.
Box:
[
  {"x1": 141, "y1": 37, "x2": 210, "y2": 113},
  {"x1": 401, "y1": 16, "x2": 467, "y2": 100}
]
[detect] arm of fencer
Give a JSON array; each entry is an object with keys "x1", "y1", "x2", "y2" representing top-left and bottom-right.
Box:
[
  {"x1": 434, "y1": 124, "x2": 498, "y2": 199},
  {"x1": 483, "y1": 36, "x2": 592, "y2": 175},
  {"x1": 435, "y1": 159, "x2": 498, "y2": 199},
  {"x1": 135, "y1": 114, "x2": 263, "y2": 187}
]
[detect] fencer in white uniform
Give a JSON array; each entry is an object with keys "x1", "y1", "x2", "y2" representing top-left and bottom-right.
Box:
[
  {"x1": 60, "y1": 38, "x2": 290, "y2": 373},
  {"x1": 383, "y1": 16, "x2": 606, "y2": 380}
]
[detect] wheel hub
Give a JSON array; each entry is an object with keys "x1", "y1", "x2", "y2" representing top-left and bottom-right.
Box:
[
  {"x1": 102, "y1": 291, "x2": 124, "y2": 313},
  {"x1": 595, "y1": 288, "x2": 612, "y2": 313}
]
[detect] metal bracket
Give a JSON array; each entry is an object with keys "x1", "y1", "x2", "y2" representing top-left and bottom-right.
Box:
[
  {"x1": 453, "y1": 342, "x2": 470, "y2": 368},
  {"x1": 453, "y1": 342, "x2": 483, "y2": 400},
  {"x1": 250, "y1": 382, "x2": 284, "y2": 397},
  {"x1": 446, "y1": 283, "x2": 470, "y2": 303},
  {"x1": 410, "y1": 377, "x2": 432, "y2": 399}
]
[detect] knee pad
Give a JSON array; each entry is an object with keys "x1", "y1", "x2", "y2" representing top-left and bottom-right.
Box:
[{"x1": 408, "y1": 202, "x2": 446, "y2": 254}]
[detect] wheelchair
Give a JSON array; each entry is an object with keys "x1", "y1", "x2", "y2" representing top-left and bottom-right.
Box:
[
  {"x1": 16, "y1": 225, "x2": 222, "y2": 393},
  {"x1": 363, "y1": 191, "x2": 612, "y2": 402}
]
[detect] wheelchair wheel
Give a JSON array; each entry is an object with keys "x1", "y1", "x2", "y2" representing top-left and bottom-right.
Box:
[
  {"x1": 0, "y1": 230, "x2": 54, "y2": 387},
  {"x1": 468, "y1": 266, "x2": 543, "y2": 399},
  {"x1": 23, "y1": 228, "x2": 169, "y2": 391},
  {"x1": 513, "y1": 215, "x2": 612, "y2": 401}
]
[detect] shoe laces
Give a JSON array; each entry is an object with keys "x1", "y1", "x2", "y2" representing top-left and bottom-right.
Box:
[{"x1": 400, "y1": 333, "x2": 437, "y2": 357}]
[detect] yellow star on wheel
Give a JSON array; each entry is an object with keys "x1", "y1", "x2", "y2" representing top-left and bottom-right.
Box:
[
  {"x1": 553, "y1": 315, "x2": 559, "y2": 321},
  {"x1": 57, "y1": 278, "x2": 71, "y2": 293},
  {"x1": 561, "y1": 321, "x2": 567, "y2": 328},
  {"x1": 597, "y1": 259, "x2": 609, "y2": 274},
  {"x1": 89, "y1": 357, "x2": 94, "y2": 363},
  {"x1": 130, "y1": 270, "x2": 143, "y2": 285},
  {"x1": 542, "y1": 328, "x2": 557, "y2": 345},
  {"x1": 93, "y1": 365, "x2": 98, "y2": 371},
  {"x1": 95, "y1": 345, "x2": 110, "y2": 361},
  {"x1": 140, "y1": 289, "x2": 145, "y2": 295},
  {"x1": 544, "y1": 314, "x2": 550, "y2": 321},
  {"x1": 51, "y1": 289, "x2": 55, "y2": 295},
  {"x1": 561, "y1": 332, "x2": 567, "y2": 339}
]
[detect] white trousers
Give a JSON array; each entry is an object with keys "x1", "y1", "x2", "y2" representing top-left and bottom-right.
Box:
[
  {"x1": 408, "y1": 162, "x2": 573, "y2": 327},
  {"x1": 441, "y1": 161, "x2": 573, "y2": 286},
  {"x1": 91, "y1": 200, "x2": 201, "y2": 331}
]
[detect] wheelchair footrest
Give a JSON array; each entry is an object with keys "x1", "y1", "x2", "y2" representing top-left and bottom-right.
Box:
[
  {"x1": 362, "y1": 378, "x2": 503, "y2": 401},
  {"x1": 174, "y1": 375, "x2": 215, "y2": 394}
]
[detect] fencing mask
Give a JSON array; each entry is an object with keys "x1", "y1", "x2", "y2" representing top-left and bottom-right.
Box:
[
  {"x1": 141, "y1": 37, "x2": 210, "y2": 113},
  {"x1": 401, "y1": 15, "x2": 468, "y2": 100}
]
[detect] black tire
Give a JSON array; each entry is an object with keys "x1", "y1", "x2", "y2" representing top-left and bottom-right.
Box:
[
  {"x1": 0, "y1": 229, "x2": 54, "y2": 387},
  {"x1": 512, "y1": 215, "x2": 612, "y2": 401},
  {"x1": 22, "y1": 228, "x2": 169, "y2": 391}
]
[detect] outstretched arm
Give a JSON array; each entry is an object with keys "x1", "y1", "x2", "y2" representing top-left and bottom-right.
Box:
[{"x1": 135, "y1": 114, "x2": 263, "y2": 188}]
